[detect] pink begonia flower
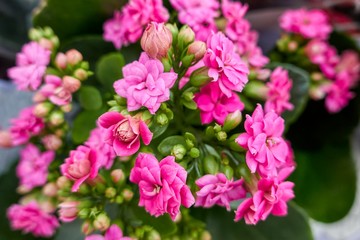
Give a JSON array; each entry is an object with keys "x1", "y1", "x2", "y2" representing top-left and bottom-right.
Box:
[
  {"x1": 58, "y1": 201, "x2": 79, "y2": 222},
  {"x1": 195, "y1": 173, "x2": 246, "y2": 211},
  {"x1": 85, "y1": 126, "x2": 116, "y2": 169},
  {"x1": 103, "y1": 0, "x2": 169, "y2": 49},
  {"x1": 194, "y1": 82, "x2": 244, "y2": 125},
  {"x1": 325, "y1": 74, "x2": 354, "y2": 113},
  {"x1": 7, "y1": 201, "x2": 59, "y2": 237},
  {"x1": 336, "y1": 50, "x2": 360, "y2": 87},
  {"x1": 98, "y1": 111, "x2": 153, "y2": 156},
  {"x1": 279, "y1": 8, "x2": 332, "y2": 40},
  {"x1": 10, "y1": 106, "x2": 45, "y2": 146},
  {"x1": 236, "y1": 104, "x2": 288, "y2": 177},
  {"x1": 113, "y1": 52, "x2": 177, "y2": 114},
  {"x1": 129, "y1": 153, "x2": 195, "y2": 220},
  {"x1": 203, "y1": 32, "x2": 249, "y2": 97},
  {"x1": 85, "y1": 224, "x2": 132, "y2": 240},
  {"x1": 16, "y1": 144, "x2": 55, "y2": 191},
  {"x1": 265, "y1": 67, "x2": 294, "y2": 115},
  {"x1": 39, "y1": 75, "x2": 72, "y2": 106},
  {"x1": 60, "y1": 145, "x2": 101, "y2": 192},
  {"x1": 7, "y1": 41, "x2": 51, "y2": 91}
]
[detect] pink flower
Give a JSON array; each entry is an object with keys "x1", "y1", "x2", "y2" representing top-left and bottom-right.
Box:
[
  {"x1": 85, "y1": 224, "x2": 131, "y2": 240},
  {"x1": 203, "y1": 32, "x2": 249, "y2": 97},
  {"x1": 60, "y1": 145, "x2": 101, "y2": 192},
  {"x1": 195, "y1": 173, "x2": 246, "y2": 210},
  {"x1": 98, "y1": 112, "x2": 153, "y2": 156},
  {"x1": 236, "y1": 104, "x2": 288, "y2": 177},
  {"x1": 85, "y1": 126, "x2": 116, "y2": 169},
  {"x1": 7, "y1": 201, "x2": 59, "y2": 237},
  {"x1": 194, "y1": 82, "x2": 244, "y2": 125},
  {"x1": 7, "y1": 41, "x2": 51, "y2": 91},
  {"x1": 304, "y1": 39, "x2": 331, "y2": 65},
  {"x1": 336, "y1": 50, "x2": 360, "y2": 87},
  {"x1": 141, "y1": 22, "x2": 173, "y2": 59},
  {"x1": 16, "y1": 144, "x2": 55, "y2": 191},
  {"x1": 10, "y1": 106, "x2": 45, "y2": 146},
  {"x1": 325, "y1": 74, "x2": 354, "y2": 113},
  {"x1": 39, "y1": 75, "x2": 72, "y2": 106},
  {"x1": 113, "y1": 52, "x2": 177, "y2": 114},
  {"x1": 58, "y1": 201, "x2": 79, "y2": 222},
  {"x1": 279, "y1": 8, "x2": 332, "y2": 40},
  {"x1": 265, "y1": 67, "x2": 294, "y2": 115},
  {"x1": 129, "y1": 153, "x2": 195, "y2": 220}
]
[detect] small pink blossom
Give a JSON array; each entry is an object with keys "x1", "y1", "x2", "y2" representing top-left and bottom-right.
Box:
[
  {"x1": 195, "y1": 173, "x2": 246, "y2": 211},
  {"x1": 325, "y1": 74, "x2": 354, "y2": 113},
  {"x1": 7, "y1": 41, "x2": 51, "y2": 91},
  {"x1": 7, "y1": 201, "x2": 59, "y2": 237},
  {"x1": 203, "y1": 32, "x2": 249, "y2": 97},
  {"x1": 39, "y1": 75, "x2": 72, "y2": 106},
  {"x1": 58, "y1": 201, "x2": 79, "y2": 222},
  {"x1": 85, "y1": 126, "x2": 116, "y2": 169},
  {"x1": 98, "y1": 112, "x2": 153, "y2": 156},
  {"x1": 60, "y1": 145, "x2": 101, "y2": 192},
  {"x1": 16, "y1": 144, "x2": 55, "y2": 191},
  {"x1": 236, "y1": 104, "x2": 288, "y2": 177},
  {"x1": 114, "y1": 52, "x2": 177, "y2": 114},
  {"x1": 336, "y1": 50, "x2": 360, "y2": 87},
  {"x1": 279, "y1": 8, "x2": 332, "y2": 40},
  {"x1": 194, "y1": 82, "x2": 244, "y2": 125},
  {"x1": 129, "y1": 153, "x2": 195, "y2": 220},
  {"x1": 10, "y1": 106, "x2": 45, "y2": 146},
  {"x1": 85, "y1": 224, "x2": 131, "y2": 240},
  {"x1": 265, "y1": 67, "x2": 294, "y2": 115}
]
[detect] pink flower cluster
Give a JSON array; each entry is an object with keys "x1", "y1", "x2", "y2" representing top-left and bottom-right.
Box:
[
  {"x1": 221, "y1": 0, "x2": 269, "y2": 69},
  {"x1": 264, "y1": 67, "x2": 294, "y2": 115},
  {"x1": 114, "y1": 52, "x2": 177, "y2": 114},
  {"x1": 10, "y1": 106, "x2": 45, "y2": 146},
  {"x1": 103, "y1": 0, "x2": 169, "y2": 49},
  {"x1": 7, "y1": 41, "x2": 51, "y2": 91},
  {"x1": 130, "y1": 153, "x2": 195, "y2": 220},
  {"x1": 194, "y1": 82, "x2": 244, "y2": 125},
  {"x1": 7, "y1": 201, "x2": 59, "y2": 237},
  {"x1": 85, "y1": 224, "x2": 131, "y2": 240},
  {"x1": 280, "y1": 8, "x2": 332, "y2": 40},
  {"x1": 17, "y1": 144, "x2": 55, "y2": 191},
  {"x1": 170, "y1": 0, "x2": 219, "y2": 41}
]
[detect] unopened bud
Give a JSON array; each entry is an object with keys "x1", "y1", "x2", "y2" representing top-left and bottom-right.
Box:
[
  {"x1": 39, "y1": 200, "x2": 56, "y2": 213},
  {"x1": 17, "y1": 185, "x2": 30, "y2": 194},
  {"x1": 105, "y1": 187, "x2": 117, "y2": 199},
  {"x1": 0, "y1": 130, "x2": 12, "y2": 148},
  {"x1": 223, "y1": 110, "x2": 242, "y2": 132},
  {"x1": 171, "y1": 144, "x2": 187, "y2": 160},
  {"x1": 42, "y1": 134, "x2": 62, "y2": 151},
  {"x1": 66, "y1": 49, "x2": 83, "y2": 65},
  {"x1": 147, "y1": 230, "x2": 161, "y2": 240},
  {"x1": 56, "y1": 176, "x2": 71, "y2": 189},
  {"x1": 82, "y1": 221, "x2": 94, "y2": 235},
  {"x1": 33, "y1": 102, "x2": 53, "y2": 118},
  {"x1": 287, "y1": 41, "x2": 298, "y2": 52},
  {"x1": 203, "y1": 155, "x2": 219, "y2": 174},
  {"x1": 29, "y1": 28, "x2": 42, "y2": 41},
  {"x1": 141, "y1": 22, "x2": 173, "y2": 59},
  {"x1": 178, "y1": 25, "x2": 195, "y2": 47},
  {"x1": 32, "y1": 92, "x2": 47, "y2": 103},
  {"x1": 189, "y1": 148, "x2": 200, "y2": 158},
  {"x1": 156, "y1": 113, "x2": 168, "y2": 125},
  {"x1": 122, "y1": 189, "x2": 134, "y2": 202},
  {"x1": 74, "y1": 68, "x2": 88, "y2": 81},
  {"x1": 201, "y1": 230, "x2": 212, "y2": 240},
  {"x1": 256, "y1": 69, "x2": 271, "y2": 81},
  {"x1": 223, "y1": 165, "x2": 234, "y2": 179},
  {"x1": 228, "y1": 134, "x2": 246, "y2": 152},
  {"x1": 38, "y1": 38, "x2": 54, "y2": 50},
  {"x1": 58, "y1": 201, "x2": 80, "y2": 222},
  {"x1": 49, "y1": 111, "x2": 64, "y2": 126},
  {"x1": 213, "y1": 124, "x2": 222, "y2": 133},
  {"x1": 181, "y1": 54, "x2": 195, "y2": 68},
  {"x1": 111, "y1": 169, "x2": 125, "y2": 183},
  {"x1": 165, "y1": 23, "x2": 179, "y2": 40},
  {"x1": 63, "y1": 76, "x2": 81, "y2": 93},
  {"x1": 205, "y1": 126, "x2": 215, "y2": 138},
  {"x1": 187, "y1": 41, "x2": 206, "y2": 62},
  {"x1": 55, "y1": 53, "x2": 68, "y2": 69},
  {"x1": 61, "y1": 104, "x2": 72, "y2": 113},
  {"x1": 93, "y1": 213, "x2": 110, "y2": 231},
  {"x1": 42, "y1": 182, "x2": 58, "y2": 197},
  {"x1": 190, "y1": 66, "x2": 212, "y2": 87},
  {"x1": 311, "y1": 72, "x2": 323, "y2": 81},
  {"x1": 216, "y1": 131, "x2": 227, "y2": 142}
]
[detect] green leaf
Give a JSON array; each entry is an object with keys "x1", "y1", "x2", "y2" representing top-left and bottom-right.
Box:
[
  {"x1": 329, "y1": 31, "x2": 360, "y2": 53},
  {"x1": 72, "y1": 108, "x2": 106, "y2": 143},
  {"x1": 182, "y1": 100, "x2": 197, "y2": 110},
  {"x1": 158, "y1": 136, "x2": 186, "y2": 156},
  {"x1": 192, "y1": 203, "x2": 313, "y2": 240},
  {"x1": 267, "y1": 63, "x2": 310, "y2": 126},
  {"x1": 33, "y1": 0, "x2": 125, "y2": 41},
  {"x1": 150, "y1": 121, "x2": 169, "y2": 139},
  {"x1": 96, "y1": 52, "x2": 125, "y2": 91},
  {"x1": 78, "y1": 86, "x2": 103, "y2": 110}
]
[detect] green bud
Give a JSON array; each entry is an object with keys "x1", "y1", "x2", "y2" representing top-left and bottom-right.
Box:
[
  {"x1": 80, "y1": 61, "x2": 89, "y2": 70},
  {"x1": 201, "y1": 231, "x2": 212, "y2": 240},
  {"x1": 182, "y1": 91, "x2": 194, "y2": 102},
  {"x1": 203, "y1": 155, "x2": 219, "y2": 174},
  {"x1": 29, "y1": 28, "x2": 42, "y2": 41},
  {"x1": 205, "y1": 126, "x2": 215, "y2": 138},
  {"x1": 162, "y1": 57, "x2": 172, "y2": 72},
  {"x1": 165, "y1": 23, "x2": 179, "y2": 42},
  {"x1": 171, "y1": 144, "x2": 187, "y2": 160},
  {"x1": 185, "y1": 139, "x2": 194, "y2": 149},
  {"x1": 236, "y1": 162, "x2": 252, "y2": 184},
  {"x1": 78, "y1": 208, "x2": 90, "y2": 219},
  {"x1": 189, "y1": 66, "x2": 212, "y2": 87},
  {"x1": 78, "y1": 184, "x2": 90, "y2": 194},
  {"x1": 213, "y1": 124, "x2": 222, "y2": 133},
  {"x1": 43, "y1": 27, "x2": 54, "y2": 38},
  {"x1": 181, "y1": 54, "x2": 195, "y2": 68},
  {"x1": 107, "y1": 100, "x2": 118, "y2": 107},
  {"x1": 146, "y1": 230, "x2": 161, "y2": 240},
  {"x1": 105, "y1": 187, "x2": 117, "y2": 199},
  {"x1": 78, "y1": 200, "x2": 93, "y2": 209},
  {"x1": 178, "y1": 25, "x2": 195, "y2": 46},
  {"x1": 156, "y1": 113, "x2": 168, "y2": 125},
  {"x1": 93, "y1": 213, "x2": 110, "y2": 231},
  {"x1": 223, "y1": 110, "x2": 242, "y2": 132},
  {"x1": 165, "y1": 108, "x2": 174, "y2": 120},
  {"x1": 216, "y1": 131, "x2": 227, "y2": 141},
  {"x1": 95, "y1": 182, "x2": 106, "y2": 193},
  {"x1": 115, "y1": 196, "x2": 124, "y2": 204},
  {"x1": 189, "y1": 148, "x2": 200, "y2": 158},
  {"x1": 227, "y1": 134, "x2": 246, "y2": 152},
  {"x1": 223, "y1": 165, "x2": 234, "y2": 179},
  {"x1": 49, "y1": 111, "x2": 64, "y2": 126}
]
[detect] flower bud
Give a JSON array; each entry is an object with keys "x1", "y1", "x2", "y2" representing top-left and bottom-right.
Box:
[
  {"x1": 42, "y1": 134, "x2": 63, "y2": 151},
  {"x1": 178, "y1": 25, "x2": 195, "y2": 47},
  {"x1": 227, "y1": 134, "x2": 245, "y2": 152},
  {"x1": 74, "y1": 68, "x2": 88, "y2": 81},
  {"x1": 165, "y1": 23, "x2": 179, "y2": 40},
  {"x1": 141, "y1": 22, "x2": 173, "y2": 59},
  {"x1": 17, "y1": 185, "x2": 30, "y2": 194},
  {"x1": 55, "y1": 53, "x2": 68, "y2": 69},
  {"x1": 205, "y1": 126, "x2": 215, "y2": 138},
  {"x1": 32, "y1": 92, "x2": 47, "y2": 103},
  {"x1": 122, "y1": 189, "x2": 134, "y2": 202},
  {"x1": 93, "y1": 213, "x2": 110, "y2": 231},
  {"x1": 105, "y1": 187, "x2": 117, "y2": 199},
  {"x1": 171, "y1": 144, "x2": 187, "y2": 160},
  {"x1": 82, "y1": 221, "x2": 94, "y2": 235},
  {"x1": 190, "y1": 66, "x2": 212, "y2": 87},
  {"x1": 223, "y1": 165, "x2": 234, "y2": 179},
  {"x1": 156, "y1": 113, "x2": 168, "y2": 125},
  {"x1": 201, "y1": 230, "x2": 212, "y2": 240},
  {"x1": 56, "y1": 176, "x2": 71, "y2": 189},
  {"x1": 189, "y1": 147, "x2": 200, "y2": 158},
  {"x1": 29, "y1": 28, "x2": 42, "y2": 41},
  {"x1": 256, "y1": 69, "x2": 271, "y2": 81},
  {"x1": 213, "y1": 124, "x2": 222, "y2": 133},
  {"x1": 203, "y1": 155, "x2": 219, "y2": 174},
  {"x1": 187, "y1": 41, "x2": 206, "y2": 62},
  {"x1": 111, "y1": 169, "x2": 125, "y2": 183},
  {"x1": 181, "y1": 54, "x2": 195, "y2": 68},
  {"x1": 58, "y1": 201, "x2": 80, "y2": 222},
  {"x1": 147, "y1": 230, "x2": 161, "y2": 240},
  {"x1": 0, "y1": 130, "x2": 12, "y2": 148},
  {"x1": 223, "y1": 110, "x2": 242, "y2": 132},
  {"x1": 66, "y1": 49, "x2": 83, "y2": 65},
  {"x1": 38, "y1": 38, "x2": 54, "y2": 50},
  {"x1": 42, "y1": 182, "x2": 58, "y2": 197},
  {"x1": 287, "y1": 41, "x2": 298, "y2": 52},
  {"x1": 33, "y1": 102, "x2": 53, "y2": 118},
  {"x1": 49, "y1": 111, "x2": 64, "y2": 126},
  {"x1": 61, "y1": 104, "x2": 72, "y2": 113},
  {"x1": 63, "y1": 76, "x2": 81, "y2": 93},
  {"x1": 39, "y1": 200, "x2": 56, "y2": 213},
  {"x1": 311, "y1": 72, "x2": 323, "y2": 82},
  {"x1": 216, "y1": 131, "x2": 227, "y2": 142}
]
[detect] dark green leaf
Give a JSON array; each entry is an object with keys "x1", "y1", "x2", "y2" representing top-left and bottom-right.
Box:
[
  {"x1": 182, "y1": 100, "x2": 197, "y2": 110},
  {"x1": 72, "y1": 108, "x2": 106, "y2": 143},
  {"x1": 78, "y1": 86, "x2": 103, "y2": 110},
  {"x1": 158, "y1": 136, "x2": 186, "y2": 156},
  {"x1": 329, "y1": 31, "x2": 360, "y2": 53},
  {"x1": 96, "y1": 52, "x2": 125, "y2": 91}
]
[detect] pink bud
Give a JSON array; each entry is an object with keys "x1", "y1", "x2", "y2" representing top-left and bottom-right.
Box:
[
  {"x1": 39, "y1": 200, "x2": 56, "y2": 213},
  {"x1": 56, "y1": 176, "x2": 71, "y2": 189},
  {"x1": 287, "y1": 41, "x2": 298, "y2": 52},
  {"x1": 62, "y1": 76, "x2": 81, "y2": 93},
  {"x1": 74, "y1": 68, "x2": 88, "y2": 81},
  {"x1": 42, "y1": 182, "x2": 58, "y2": 197},
  {"x1": 42, "y1": 134, "x2": 62, "y2": 151},
  {"x1": 93, "y1": 213, "x2": 110, "y2": 231},
  {"x1": 0, "y1": 130, "x2": 12, "y2": 148},
  {"x1": 141, "y1": 22, "x2": 173, "y2": 59},
  {"x1": 122, "y1": 189, "x2": 134, "y2": 201},
  {"x1": 55, "y1": 53, "x2": 68, "y2": 69},
  {"x1": 38, "y1": 38, "x2": 54, "y2": 50},
  {"x1": 187, "y1": 41, "x2": 206, "y2": 61},
  {"x1": 110, "y1": 169, "x2": 125, "y2": 183},
  {"x1": 66, "y1": 49, "x2": 83, "y2": 65},
  {"x1": 33, "y1": 102, "x2": 52, "y2": 118},
  {"x1": 58, "y1": 201, "x2": 79, "y2": 222},
  {"x1": 82, "y1": 221, "x2": 94, "y2": 235},
  {"x1": 32, "y1": 92, "x2": 47, "y2": 103},
  {"x1": 61, "y1": 104, "x2": 72, "y2": 113}
]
